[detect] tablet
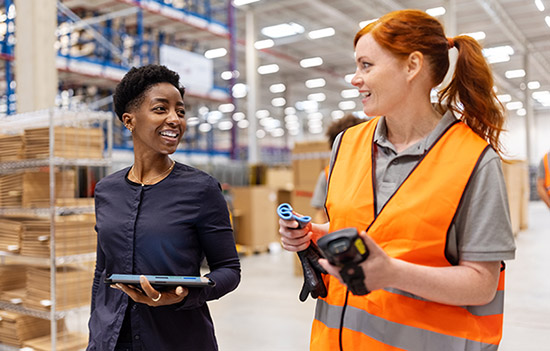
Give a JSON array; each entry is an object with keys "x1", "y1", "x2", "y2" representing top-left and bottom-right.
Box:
[{"x1": 104, "y1": 274, "x2": 215, "y2": 288}]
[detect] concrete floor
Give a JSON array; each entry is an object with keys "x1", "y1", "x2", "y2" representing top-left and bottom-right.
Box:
[{"x1": 209, "y1": 201, "x2": 550, "y2": 351}]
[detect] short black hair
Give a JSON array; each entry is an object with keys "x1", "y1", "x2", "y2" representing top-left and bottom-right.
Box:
[{"x1": 113, "y1": 64, "x2": 185, "y2": 121}]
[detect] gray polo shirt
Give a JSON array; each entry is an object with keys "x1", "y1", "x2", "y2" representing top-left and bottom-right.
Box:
[{"x1": 329, "y1": 111, "x2": 516, "y2": 264}]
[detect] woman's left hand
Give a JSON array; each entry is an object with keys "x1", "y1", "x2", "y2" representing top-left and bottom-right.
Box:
[{"x1": 113, "y1": 275, "x2": 189, "y2": 307}]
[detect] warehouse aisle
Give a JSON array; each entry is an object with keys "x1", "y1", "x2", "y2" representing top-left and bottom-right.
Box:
[{"x1": 209, "y1": 201, "x2": 550, "y2": 351}]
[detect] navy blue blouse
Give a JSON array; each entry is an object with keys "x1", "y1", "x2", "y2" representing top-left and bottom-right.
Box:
[{"x1": 87, "y1": 162, "x2": 241, "y2": 351}]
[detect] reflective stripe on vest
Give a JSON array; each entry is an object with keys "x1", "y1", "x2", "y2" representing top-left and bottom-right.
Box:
[
  {"x1": 312, "y1": 117, "x2": 505, "y2": 351},
  {"x1": 544, "y1": 153, "x2": 550, "y2": 195}
]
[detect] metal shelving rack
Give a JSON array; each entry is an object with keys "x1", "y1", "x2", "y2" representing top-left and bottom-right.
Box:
[{"x1": 0, "y1": 109, "x2": 113, "y2": 350}]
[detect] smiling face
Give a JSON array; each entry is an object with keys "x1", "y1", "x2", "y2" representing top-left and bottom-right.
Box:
[
  {"x1": 351, "y1": 34, "x2": 410, "y2": 117},
  {"x1": 123, "y1": 82, "x2": 186, "y2": 157}
]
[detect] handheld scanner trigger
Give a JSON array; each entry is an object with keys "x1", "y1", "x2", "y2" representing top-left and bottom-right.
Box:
[{"x1": 277, "y1": 203, "x2": 311, "y2": 229}]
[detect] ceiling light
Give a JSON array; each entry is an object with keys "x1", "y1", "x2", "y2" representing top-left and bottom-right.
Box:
[
  {"x1": 233, "y1": 0, "x2": 260, "y2": 6},
  {"x1": 359, "y1": 19, "x2": 378, "y2": 28},
  {"x1": 532, "y1": 91, "x2": 550, "y2": 106},
  {"x1": 256, "y1": 130, "x2": 266, "y2": 139},
  {"x1": 516, "y1": 108, "x2": 527, "y2": 116},
  {"x1": 341, "y1": 89, "x2": 360, "y2": 99},
  {"x1": 307, "y1": 112, "x2": 323, "y2": 120},
  {"x1": 308, "y1": 93, "x2": 326, "y2": 102},
  {"x1": 505, "y1": 69, "x2": 526, "y2": 79},
  {"x1": 199, "y1": 123, "x2": 212, "y2": 133},
  {"x1": 232, "y1": 112, "x2": 245, "y2": 121},
  {"x1": 272, "y1": 97, "x2": 286, "y2": 107},
  {"x1": 483, "y1": 45, "x2": 514, "y2": 64},
  {"x1": 232, "y1": 83, "x2": 248, "y2": 98},
  {"x1": 426, "y1": 7, "x2": 446, "y2": 17},
  {"x1": 218, "y1": 103, "x2": 235, "y2": 113},
  {"x1": 238, "y1": 120, "x2": 249, "y2": 128},
  {"x1": 204, "y1": 48, "x2": 227, "y2": 59},
  {"x1": 535, "y1": 0, "x2": 545, "y2": 11},
  {"x1": 257, "y1": 64, "x2": 279, "y2": 74},
  {"x1": 218, "y1": 120, "x2": 233, "y2": 131},
  {"x1": 331, "y1": 110, "x2": 345, "y2": 119},
  {"x1": 305, "y1": 78, "x2": 326, "y2": 88},
  {"x1": 497, "y1": 94, "x2": 512, "y2": 103},
  {"x1": 271, "y1": 128, "x2": 285, "y2": 138},
  {"x1": 186, "y1": 117, "x2": 200, "y2": 127},
  {"x1": 256, "y1": 109, "x2": 270, "y2": 119},
  {"x1": 344, "y1": 73, "x2": 355, "y2": 83},
  {"x1": 308, "y1": 27, "x2": 335, "y2": 39},
  {"x1": 284, "y1": 107, "x2": 296, "y2": 115},
  {"x1": 221, "y1": 71, "x2": 233, "y2": 80},
  {"x1": 261, "y1": 22, "x2": 304, "y2": 39},
  {"x1": 269, "y1": 83, "x2": 286, "y2": 93},
  {"x1": 295, "y1": 100, "x2": 318, "y2": 112},
  {"x1": 207, "y1": 111, "x2": 223, "y2": 124},
  {"x1": 462, "y1": 31, "x2": 486, "y2": 41},
  {"x1": 300, "y1": 57, "x2": 323, "y2": 68},
  {"x1": 285, "y1": 114, "x2": 298, "y2": 122},
  {"x1": 546, "y1": 16, "x2": 550, "y2": 28},
  {"x1": 254, "y1": 39, "x2": 274, "y2": 50},
  {"x1": 528, "y1": 81, "x2": 541, "y2": 90},
  {"x1": 505, "y1": 101, "x2": 523, "y2": 110},
  {"x1": 339, "y1": 101, "x2": 356, "y2": 110}
]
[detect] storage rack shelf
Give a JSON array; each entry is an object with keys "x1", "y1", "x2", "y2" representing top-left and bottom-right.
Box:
[{"x1": 0, "y1": 109, "x2": 112, "y2": 350}]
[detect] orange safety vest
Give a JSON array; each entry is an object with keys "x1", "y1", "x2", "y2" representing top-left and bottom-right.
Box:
[
  {"x1": 544, "y1": 152, "x2": 550, "y2": 196},
  {"x1": 312, "y1": 117, "x2": 506, "y2": 351}
]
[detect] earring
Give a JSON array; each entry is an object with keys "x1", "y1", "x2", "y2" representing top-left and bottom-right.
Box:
[{"x1": 126, "y1": 125, "x2": 133, "y2": 132}]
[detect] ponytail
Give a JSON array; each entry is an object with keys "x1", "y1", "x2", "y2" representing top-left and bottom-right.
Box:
[{"x1": 438, "y1": 35, "x2": 506, "y2": 156}]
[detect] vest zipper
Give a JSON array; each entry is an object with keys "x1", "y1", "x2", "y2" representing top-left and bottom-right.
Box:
[{"x1": 339, "y1": 289, "x2": 350, "y2": 351}]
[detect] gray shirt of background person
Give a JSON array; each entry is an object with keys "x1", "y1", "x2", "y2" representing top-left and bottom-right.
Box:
[{"x1": 326, "y1": 111, "x2": 516, "y2": 264}]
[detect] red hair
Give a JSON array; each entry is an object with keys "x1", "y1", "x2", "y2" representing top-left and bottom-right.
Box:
[{"x1": 354, "y1": 9, "x2": 505, "y2": 155}]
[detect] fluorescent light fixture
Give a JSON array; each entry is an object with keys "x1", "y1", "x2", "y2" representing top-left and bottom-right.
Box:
[
  {"x1": 426, "y1": 6, "x2": 446, "y2": 17},
  {"x1": 516, "y1": 108, "x2": 527, "y2": 116},
  {"x1": 271, "y1": 128, "x2": 285, "y2": 137},
  {"x1": 497, "y1": 94, "x2": 512, "y2": 103},
  {"x1": 207, "y1": 111, "x2": 223, "y2": 124},
  {"x1": 221, "y1": 71, "x2": 233, "y2": 80},
  {"x1": 505, "y1": 101, "x2": 523, "y2": 110},
  {"x1": 238, "y1": 120, "x2": 250, "y2": 128},
  {"x1": 308, "y1": 93, "x2": 326, "y2": 102},
  {"x1": 232, "y1": 112, "x2": 245, "y2": 121},
  {"x1": 204, "y1": 47, "x2": 227, "y2": 59},
  {"x1": 232, "y1": 83, "x2": 248, "y2": 98},
  {"x1": 305, "y1": 78, "x2": 326, "y2": 88},
  {"x1": 341, "y1": 89, "x2": 360, "y2": 99},
  {"x1": 218, "y1": 120, "x2": 233, "y2": 131},
  {"x1": 308, "y1": 27, "x2": 335, "y2": 39},
  {"x1": 344, "y1": 73, "x2": 355, "y2": 83},
  {"x1": 308, "y1": 112, "x2": 323, "y2": 120},
  {"x1": 528, "y1": 81, "x2": 541, "y2": 90},
  {"x1": 284, "y1": 107, "x2": 297, "y2": 115},
  {"x1": 532, "y1": 91, "x2": 550, "y2": 106},
  {"x1": 218, "y1": 103, "x2": 235, "y2": 113},
  {"x1": 331, "y1": 110, "x2": 345, "y2": 119},
  {"x1": 462, "y1": 31, "x2": 486, "y2": 41},
  {"x1": 300, "y1": 57, "x2": 323, "y2": 68},
  {"x1": 285, "y1": 115, "x2": 298, "y2": 122},
  {"x1": 272, "y1": 97, "x2": 287, "y2": 107},
  {"x1": 546, "y1": 16, "x2": 550, "y2": 28},
  {"x1": 257, "y1": 64, "x2": 279, "y2": 74},
  {"x1": 295, "y1": 100, "x2": 318, "y2": 112},
  {"x1": 199, "y1": 123, "x2": 212, "y2": 133},
  {"x1": 359, "y1": 19, "x2": 378, "y2": 28},
  {"x1": 261, "y1": 22, "x2": 304, "y2": 39},
  {"x1": 483, "y1": 45, "x2": 514, "y2": 64},
  {"x1": 339, "y1": 101, "x2": 356, "y2": 110},
  {"x1": 233, "y1": 0, "x2": 260, "y2": 6},
  {"x1": 269, "y1": 83, "x2": 286, "y2": 93},
  {"x1": 198, "y1": 106, "x2": 209, "y2": 115},
  {"x1": 256, "y1": 109, "x2": 270, "y2": 119},
  {"x1": 505, "y1": 69, "x2": 526, "y2": 79},
  {"x1": 535, "y1": 0, "x2": 545, "y2": 11},
  {"x1": 254, "y1": 39, "x2": 274, "y2": 50},
  {"x1": 186, "y1": 117, "x2": 200, "y2": 127},
  {"x1": 256, "y1": 130, "x2": 266, "y2": 138}
]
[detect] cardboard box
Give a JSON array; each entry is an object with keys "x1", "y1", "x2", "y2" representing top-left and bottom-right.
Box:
[
  {"x1": 502, "y1": 159, "x2": 529, "y2": 235},
  {"x1": 232, "y1": 186, "x2": 291, "y2": 251},
  {"x1": 265, "y1": 167, "x2": 294, "y2": 191}
]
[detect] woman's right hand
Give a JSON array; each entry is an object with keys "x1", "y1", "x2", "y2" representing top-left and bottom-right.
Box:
[{"x1": 278, "y1": 218, "x2": 329, "y2": 252}]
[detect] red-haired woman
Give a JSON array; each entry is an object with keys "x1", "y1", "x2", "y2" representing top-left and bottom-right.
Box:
[{"x1": 279, "y1": 9, "x2": 515, "y2": 351}]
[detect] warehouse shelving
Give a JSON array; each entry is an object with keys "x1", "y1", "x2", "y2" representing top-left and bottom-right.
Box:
[{"x1": 0, "y1": 109, "x2": 112, "y2": 350}]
